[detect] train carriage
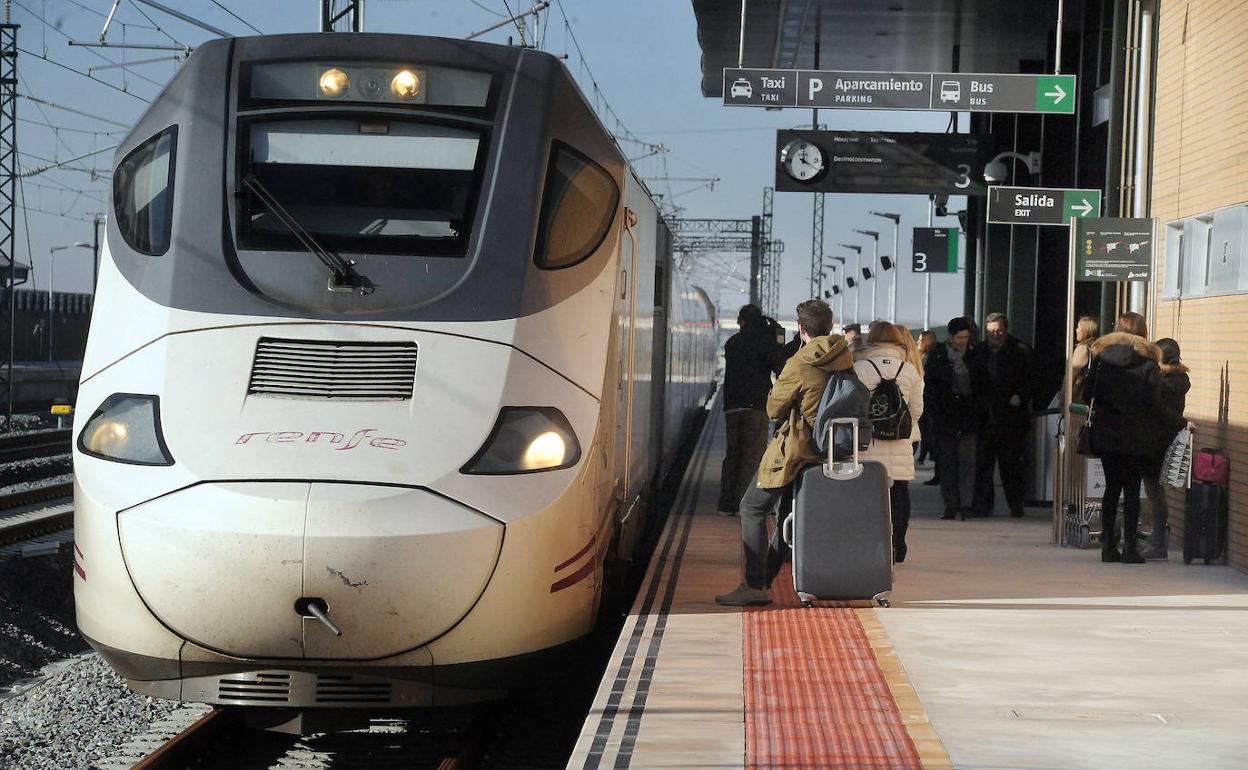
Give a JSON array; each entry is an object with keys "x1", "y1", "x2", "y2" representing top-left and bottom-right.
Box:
[{"x1": 72, "y1": 33, "x2": 715, "y2": 717}]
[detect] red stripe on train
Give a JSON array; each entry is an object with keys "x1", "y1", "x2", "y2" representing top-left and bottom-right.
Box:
[
  {"x1": 550, "y1": 558, "x2": 596, "y2": 593},
  {"x1": 554, "y1": 534, "x2": 596, "y2": 573}
]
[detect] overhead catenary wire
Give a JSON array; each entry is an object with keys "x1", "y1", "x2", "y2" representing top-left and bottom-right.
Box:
[
  {"x1": 17, "y1": 117, "x2": 124, "y2": 135},
  {"x1": 123, "y1": 0, "x2": 188, "y2": 49},
  {"x1": 208, "y1": 0, "x2": 263, "y2": 35},
  {"x1": 12, "y1": 0, "x2": 169, "y2": 90},
  {"x1": 128, "y1": 0, "x2": 229, "y2": 39},
  {"x1": 17, "y1": 46, "x2": 153, "y2": 102},
  {"x1": 18, "y1": 94, "x2": 132, "y2": 129},
  {"x1": 21, "y1": 144, "x2": 117, "y2": 178}
]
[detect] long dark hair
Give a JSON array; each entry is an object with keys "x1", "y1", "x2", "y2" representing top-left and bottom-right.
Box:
[{"x1": 1155, "y1": 337, "x2": 1182, "y2": 365}]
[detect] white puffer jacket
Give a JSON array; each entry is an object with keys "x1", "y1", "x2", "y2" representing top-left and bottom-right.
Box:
[{"x1": 853, "y1": 344, "x2": 924, "y2": 482}]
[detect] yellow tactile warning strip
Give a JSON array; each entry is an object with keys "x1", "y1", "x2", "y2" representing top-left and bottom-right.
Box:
[
  {"x1": 569, "y1": 400, "x2": 953, "y2": 770},
  {"x1": 857, "y1": 608, "x2": 955, "y2": 770}
]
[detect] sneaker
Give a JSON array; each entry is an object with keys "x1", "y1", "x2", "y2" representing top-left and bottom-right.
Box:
[
  {"x1": 714, "y1": 583, "x2": 772, "y2": 606},
  {"x1": 716, "y1": 509, "x2": 739, "y2": 517}
]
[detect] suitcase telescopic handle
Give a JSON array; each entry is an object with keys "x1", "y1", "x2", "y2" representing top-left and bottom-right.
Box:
[{"x1": 824, "y1": 417, "x2": 863, "y2": 480}]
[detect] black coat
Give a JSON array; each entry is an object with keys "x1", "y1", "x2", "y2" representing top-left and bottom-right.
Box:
[
  {"x1": 1157, "y1": 363, "x2": 1191, "y2": 446},
  {"x1": 1081, "y1": 332, "x2": 1185, "y2": 473},
  {"x1": 980, "y1": 335, "x2": 1034, "y2": 432},
  {"x1": 722, "y1": 325, "x2": 783, "y2": 411},
  {"x1": 923, "y1": 342, "x2": 990, "y2": 437}
]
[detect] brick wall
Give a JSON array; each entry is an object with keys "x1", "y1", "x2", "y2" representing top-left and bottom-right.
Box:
[{"x1": 1152, "y1": 0, "x2": 1248, "y2": 567}]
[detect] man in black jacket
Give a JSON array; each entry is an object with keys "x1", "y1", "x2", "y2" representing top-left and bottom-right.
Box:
[
  {"x1": 971, "y1": 312, "x2": 1034, "y2": 518},
  {"x1": 717, "y1": 304, "x2": 784, "y2": 515}
]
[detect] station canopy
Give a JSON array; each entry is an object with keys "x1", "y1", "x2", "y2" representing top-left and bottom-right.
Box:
[{"x1": 692, "y1": 0, "x2": 1055, "y2": 97}]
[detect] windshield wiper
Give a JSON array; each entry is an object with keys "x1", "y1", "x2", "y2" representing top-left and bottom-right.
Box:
[{"x1": 242, "y1": 173, "x2": 373, "y2": 295}]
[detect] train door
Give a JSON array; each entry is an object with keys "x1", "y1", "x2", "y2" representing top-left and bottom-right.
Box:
[
  {"x1": 612, "y1": 208, "x2": 639, "y2": 554},
  {"x1": 648, "y1": 247, "x2": 671, "y2": 482}
]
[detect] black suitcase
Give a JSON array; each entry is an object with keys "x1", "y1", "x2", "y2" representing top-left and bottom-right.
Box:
[
  {"x1": 784, "y1": 418, "x2": 892, "y2": 605},
  {"x1": 1184, "y1": 481, "x2": 1228, "y2": 565}
]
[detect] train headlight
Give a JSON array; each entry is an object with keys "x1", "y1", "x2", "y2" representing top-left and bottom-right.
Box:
[
  {"x1": 77, "y1": 394, "x2": 174, "y2": 466},
  {"x1": 318, "y1": 68, "x2": 350, "y2": 97},
  {"x1": 390, "y1": 69, "x2": 421, "y2": 99},
  {"x1": 461, "y1": 407, "x2": 581, "y2": 475}
]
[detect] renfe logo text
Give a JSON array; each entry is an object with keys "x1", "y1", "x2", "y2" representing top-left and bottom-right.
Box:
[{"x1": 234, "y1": 428, "x2": 407, "y2": 451}]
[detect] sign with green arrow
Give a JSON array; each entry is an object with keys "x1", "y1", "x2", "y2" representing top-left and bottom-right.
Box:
[
  {"x1": 987, "y1": 186, "x2": 1102, "y2": 226},
  {"x1": 723, "y1": 69, "x2": 1077, "y2": 115}
]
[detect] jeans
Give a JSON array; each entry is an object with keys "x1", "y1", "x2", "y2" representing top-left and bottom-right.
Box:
[
  {"x1": 937, "y1": 432, "x2": 977, "y2": 511},
  {"x1": 738, "y1": 473, "x2": 791, "y2": 589},
  {"x1": 717, "y1": 409, "x2": 770, "y2": 512},
  {"x1": 1142, "y1": 475, "x2": 1169, "y2": 551}
]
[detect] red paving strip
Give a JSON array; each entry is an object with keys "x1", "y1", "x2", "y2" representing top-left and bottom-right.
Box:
[{"x1": 744, "y1": 567, "x2": 922, "y2": 770}]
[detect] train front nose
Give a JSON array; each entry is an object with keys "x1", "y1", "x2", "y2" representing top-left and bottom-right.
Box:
[{"x1": 117, "y1": 481, "x2": 503, "y2": 659}]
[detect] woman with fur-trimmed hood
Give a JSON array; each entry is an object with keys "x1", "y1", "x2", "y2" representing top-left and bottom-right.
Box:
[{"x1": 1080, "y1": 313, "x2": 1185, "y2": 563}]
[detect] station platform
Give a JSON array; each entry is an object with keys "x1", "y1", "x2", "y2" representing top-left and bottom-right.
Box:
[{"x1": 568, "y1": 405, "x2": 1248, "y2": 770}]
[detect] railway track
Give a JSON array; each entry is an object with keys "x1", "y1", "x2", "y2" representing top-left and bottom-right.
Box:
[
  {"x1": 0, "y1": 428, "x2": 72, "y2": 463},
  {"x1": 0, "y1": 482, "x2": 74, "y2": 548},
  {"x1": 127, "y1": 707, "x2": 491, "y2": 770}
]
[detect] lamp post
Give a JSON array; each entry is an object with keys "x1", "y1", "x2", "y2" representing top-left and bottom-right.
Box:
[
  {"x1": 48, "y1": 242, "x2": 91, "y2": 361},
  {"x1": 869, "y1": 212, "x2": 901, "y2": 324},
  {"x1": 825, "y1": 256, "x2": 846, "y2": 324},
  {"x1": 838, "y1": 243, "x2": 863, "y2": 324},
  {"x1": 852, "y1": 229, "x2": 880, "y2": 321}
]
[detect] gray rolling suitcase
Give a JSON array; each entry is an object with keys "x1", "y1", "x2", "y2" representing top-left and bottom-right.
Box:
[{"x1": 783, "y1": 418, "x2": 893, "y2": 606}]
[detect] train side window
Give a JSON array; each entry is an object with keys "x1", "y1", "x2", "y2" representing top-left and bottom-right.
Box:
[
  {"x1": 113, "y1": 127, "x2": 177, "y2": 256},
  {"x1": 534, "y1": 143, "x2": 619, "y2": 269}
]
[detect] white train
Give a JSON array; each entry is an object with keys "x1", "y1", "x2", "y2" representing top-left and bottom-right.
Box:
[{"x1": 72, "y1": 33, "x2": 715, "y2": 719}]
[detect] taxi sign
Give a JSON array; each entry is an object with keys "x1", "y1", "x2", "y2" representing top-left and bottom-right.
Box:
[{"x1": 50, "y1": 404, "x2": 73, "y2": 415}]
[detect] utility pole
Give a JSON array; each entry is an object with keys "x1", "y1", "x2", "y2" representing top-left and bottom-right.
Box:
[
  {"x1": 809, "y1": 4, "x2": 823, "y2": 303},
  {"x1": 748, "y1": 215, "x2": 762, "y2": 305},
  {"x1": 0, "y1": 22, "x2": 17, "y2": 429},
  {"x1": 853, "y1": 229, "x2": 880, "y2": 321},
  {"x1": 761, "y1": 187, "x2": 776, "y2": 318},
  {"x1": 320, "y1": 0, "x2": 364, "y2": 32}
]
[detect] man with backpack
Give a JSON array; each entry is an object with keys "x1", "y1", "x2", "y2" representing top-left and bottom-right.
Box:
[
  {"x1": 853, "y1": 322, "x2": 924, "y2": 562},
  {"x1": 715, "y1": 299, "x2": 854, "y2": 606}
]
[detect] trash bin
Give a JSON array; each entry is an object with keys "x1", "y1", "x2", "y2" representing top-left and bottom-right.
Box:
[{"x1": 1025, "y1": 408, "x2": 1061, "y2": 506}]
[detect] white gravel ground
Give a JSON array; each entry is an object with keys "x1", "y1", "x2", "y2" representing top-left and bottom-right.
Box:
[{"x1": 1, "y1": 654, "x2": 189, "y2": 770}]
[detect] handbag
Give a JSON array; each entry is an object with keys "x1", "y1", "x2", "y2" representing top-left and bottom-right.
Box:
[
  {"x1": 1075, "y1": 399, "x2": 1096, "y2": 456},
  {"x1": 1162, "y1": 425, "x2": 1193, "y2": 489}
]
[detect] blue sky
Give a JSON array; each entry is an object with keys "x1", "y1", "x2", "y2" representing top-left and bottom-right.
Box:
[{"x1": 14, "y1": 0, "x2": 966, "y2": 327}]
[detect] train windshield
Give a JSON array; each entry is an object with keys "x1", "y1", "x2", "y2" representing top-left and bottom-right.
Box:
[{"x1": 239, "y1": 118, "x2": 485, "y2": 256}]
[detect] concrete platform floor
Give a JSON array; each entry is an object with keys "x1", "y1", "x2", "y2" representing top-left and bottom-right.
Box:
[{"x1": 889, "y1": 467, "x2": 1248, "y2": 769}]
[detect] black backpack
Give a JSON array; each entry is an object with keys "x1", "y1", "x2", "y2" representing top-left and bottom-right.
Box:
[
  {"x1": 865, "y1": 360, "x2": 912, "y2": 441},
  {"x1": 813, "y1": 367, "x2": 873, "y2": 458}
]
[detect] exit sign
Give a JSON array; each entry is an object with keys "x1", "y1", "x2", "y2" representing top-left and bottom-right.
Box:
[{"x1": 987, "y1": 186, "x2": 1102, "y2": 226}]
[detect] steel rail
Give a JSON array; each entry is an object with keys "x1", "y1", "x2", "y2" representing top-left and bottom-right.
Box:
[
  {"x1": 0, "y1": 482, "x2": 74, "y2": 547},
  {"x1": 130, "y1": 708, "x2": 242, "y2": 770},
  {"x1": 0, "y1": 429, "x2": 71, "y2": 462}
]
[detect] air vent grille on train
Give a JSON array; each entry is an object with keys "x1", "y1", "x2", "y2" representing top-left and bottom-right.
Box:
[
  {"x1": 248, "y1": 338, "x2": 417, "y2": 400},
  {"x1": 315, "y1": 675, "x2": 392, "y2": 704},
  {"x1": 217, "y1": 672, "x2": 290, "y2": 703}
]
